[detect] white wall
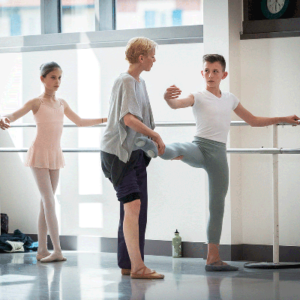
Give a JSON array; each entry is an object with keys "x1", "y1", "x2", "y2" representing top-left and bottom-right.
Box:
[
  {"x1": 240, "y1": 37, "x2": 300, "y2": 246},
  {"x1": 0, "y1": 43, "x2": 209, "y2": 243}
]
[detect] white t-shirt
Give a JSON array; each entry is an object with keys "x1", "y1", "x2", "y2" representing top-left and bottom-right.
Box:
[{"x1": 192, "y1": 90, "x2": 239, "y2": 144}]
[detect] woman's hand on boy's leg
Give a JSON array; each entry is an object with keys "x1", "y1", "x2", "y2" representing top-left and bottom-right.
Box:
[{"x1": 151, "y1": 133, "x2": 165, "y2": 156}]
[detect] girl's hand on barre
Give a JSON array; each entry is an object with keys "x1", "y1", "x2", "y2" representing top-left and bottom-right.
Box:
[
  {"x1": 0, "y1": 117, "x2": 10, "y2": 130},
  {"x1": 283, "y1": 115, "x2": 300, "y2": 126}
]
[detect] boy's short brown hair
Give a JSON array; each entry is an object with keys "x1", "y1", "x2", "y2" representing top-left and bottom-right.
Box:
[
  {"x1": 203, "y1": 54, "x2": 226, "y2": 71},
  {"x1": 125, "y1": 37, "x2": 157, "y2": 64}
]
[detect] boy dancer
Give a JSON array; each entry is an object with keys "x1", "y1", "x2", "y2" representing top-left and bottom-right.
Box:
[
  {"x1": 101, "y1": 37, "x2": 165, "y2": 279},
  {"x1": 135, "y1": 54, "x2": 299, "y2": 271}
]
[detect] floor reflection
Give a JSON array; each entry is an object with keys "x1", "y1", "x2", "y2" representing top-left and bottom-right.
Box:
[
  {"x1": 206, "y1": 275, "x2": 224, "y2": 300},
  {"x1": 1, "y1": 252, "x2": 300, "y2": 300},
  {"x1": 35, "y1": 262, "x2": 64, "y2": 300},
  {"x1": 118, "y1": 277, "x2": 157, "y2": 300}
]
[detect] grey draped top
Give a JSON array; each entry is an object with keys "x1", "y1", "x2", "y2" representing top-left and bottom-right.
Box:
[{"x1": 101, "y1": 72, "x2": 155, "y2": 163}]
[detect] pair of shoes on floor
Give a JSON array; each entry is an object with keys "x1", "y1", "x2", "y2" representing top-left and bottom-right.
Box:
[
  {"x1": 205, "y1": 260, "x2": 239, "y2": 272},
  {"x1": 135, "y1": 137, "x2": 158, "y2": 158}
]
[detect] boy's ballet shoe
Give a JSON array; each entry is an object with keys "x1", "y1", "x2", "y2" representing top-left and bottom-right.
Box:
[
  {"x1": 135, "y1": 137, "x2": 158, "y2": 158},
  {"x1": 205, "y1": 260, "x2": 238, "y2": 272}
]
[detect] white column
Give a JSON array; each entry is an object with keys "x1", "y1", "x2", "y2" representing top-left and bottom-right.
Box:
[
  {"x1": 41, "y1": 0, "x2": 61, "y2": 34},
  {"x1": 273, "y1": 124, "x2": 279, "y2": 264},
  {"x1": 95, "y1": 0, "x2": 116, "y2": 31}
]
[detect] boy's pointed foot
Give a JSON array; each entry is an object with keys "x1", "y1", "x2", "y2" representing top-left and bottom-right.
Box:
[{"x1": 135, "y1": 137, "x2": 158, "y2": 158}]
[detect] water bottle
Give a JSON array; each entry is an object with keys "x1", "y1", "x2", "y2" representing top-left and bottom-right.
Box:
[{"x1": 172, "y1": 229, "x2": 182, "y2": 258}]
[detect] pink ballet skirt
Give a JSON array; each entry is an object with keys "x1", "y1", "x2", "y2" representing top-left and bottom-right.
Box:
[{"x1": 25, "y1": 97, "x2": 65, "y2": 170}]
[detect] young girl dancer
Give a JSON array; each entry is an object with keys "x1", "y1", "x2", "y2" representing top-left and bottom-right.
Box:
[
  {"x1": 135, "y1": 54, "x2": 300, "y2": 271},
  {"x1": 4, "y1": 62, "x2": 107, "y2": 263}
]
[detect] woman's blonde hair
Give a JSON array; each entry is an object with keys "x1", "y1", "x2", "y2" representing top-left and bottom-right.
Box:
[{"x1": 125, "y1": 37, "x2": 157, "y2": 64}]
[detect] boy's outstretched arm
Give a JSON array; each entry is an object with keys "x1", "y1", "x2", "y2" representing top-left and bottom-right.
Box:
[
  {"x1": 164, "y1": 85, "x2": 194, "y2": 109},
  {"x1": 234, "y1": 103, "x2": 300, "y2": 126}
]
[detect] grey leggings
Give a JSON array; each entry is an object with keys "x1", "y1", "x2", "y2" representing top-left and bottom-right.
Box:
[{"x1": 161, "y1": 136, "x2": 228, "y2": 244}]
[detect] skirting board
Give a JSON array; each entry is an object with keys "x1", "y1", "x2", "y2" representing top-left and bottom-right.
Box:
[{"x1": 26, "y1": 234, "x2": 300, "y2": 262}]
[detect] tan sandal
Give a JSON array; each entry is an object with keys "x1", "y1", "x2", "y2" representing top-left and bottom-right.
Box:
[{"x1": 131, "y1": 266, "x2": 164, "y2": 279}]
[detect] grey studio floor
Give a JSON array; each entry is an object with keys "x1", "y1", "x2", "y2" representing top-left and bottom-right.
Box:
[{"x1": 1, "y1": 252, "x2": 300, "y2": 300}]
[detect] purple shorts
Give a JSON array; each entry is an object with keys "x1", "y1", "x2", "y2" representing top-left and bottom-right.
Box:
[{"x1": 114, "y1": 150, "x2": 149, "y2": 203}]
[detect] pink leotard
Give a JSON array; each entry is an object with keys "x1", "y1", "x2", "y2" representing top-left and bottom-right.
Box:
[{"x1": 25, "y1": 97, "x2": 65, "y2": 169}]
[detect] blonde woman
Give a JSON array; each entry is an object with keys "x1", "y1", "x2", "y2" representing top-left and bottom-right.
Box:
[
  {"x1": 101, "y1": 37, "x2": 165, "y2": 279},
  {"x1": 4, "y1": 62, "x2": 107, "y2": 263}
]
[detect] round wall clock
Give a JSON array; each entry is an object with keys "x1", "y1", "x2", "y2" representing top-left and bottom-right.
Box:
[{"x1": 261, "y1": 0, "x2": 290, "y2": 19}]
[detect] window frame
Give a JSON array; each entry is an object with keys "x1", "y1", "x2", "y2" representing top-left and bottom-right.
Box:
[{"x1": 0, "y1": 0, "x2": 203, "y2": 52}]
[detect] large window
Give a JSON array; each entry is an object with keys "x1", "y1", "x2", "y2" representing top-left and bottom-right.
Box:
[
  {"x1": 0, "y1": 0, "x2": 203, "y2": 38},
  {"x1": 0, "y1": 0, "x2": 41, "y2": 37},
  {"x1": 62, "y1": 0, "x2": 95, "y2": 33},
  {"x1": 116, "y1": 0, "x2": 203, "y2": 30}
]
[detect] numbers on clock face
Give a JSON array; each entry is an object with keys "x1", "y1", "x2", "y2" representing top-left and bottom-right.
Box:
[{"x1": 267, "y1": 0, "x2": 285, "y2": 14}]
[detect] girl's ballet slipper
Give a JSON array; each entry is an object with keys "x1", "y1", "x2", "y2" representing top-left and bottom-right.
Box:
[{"x1": 40, "y1": 253, "x2": 67, "y2": 263}]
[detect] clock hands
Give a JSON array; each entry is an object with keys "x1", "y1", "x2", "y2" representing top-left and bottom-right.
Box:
[
  {"x1": 263, "y1": 0, "x2": 287, "y2": 19},
  {"x1": 275, "y1": 1, "x2": 283, "y2": 12},
  {"x1": 269, "y1": 0, "x2": 283, "y2": 13}
]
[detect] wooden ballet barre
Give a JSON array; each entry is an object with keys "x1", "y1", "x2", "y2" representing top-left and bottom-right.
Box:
[
  {"x1": 7, "y1": 121, "x2": 299, "y2": 128},
  {"x1": 8, "y1": 122, "x2": 199, "y2": 128},
  {"x1": 1, "y1": 148, "x2": 300, "y2": 153},
  {"x1": 0, "y1": 148, "x2": 101, "y2": 153},
  {"x1": 228, "y1": 148, "x2": 300, "y2": 154}
]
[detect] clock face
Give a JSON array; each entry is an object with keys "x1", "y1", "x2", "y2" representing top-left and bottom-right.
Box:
[
  {"x1": 267, "y1": 0, "x2": 286, "y2": 14},
  {"x1": 261, "y1": 0, "x2": 290, "y2": 19}
]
